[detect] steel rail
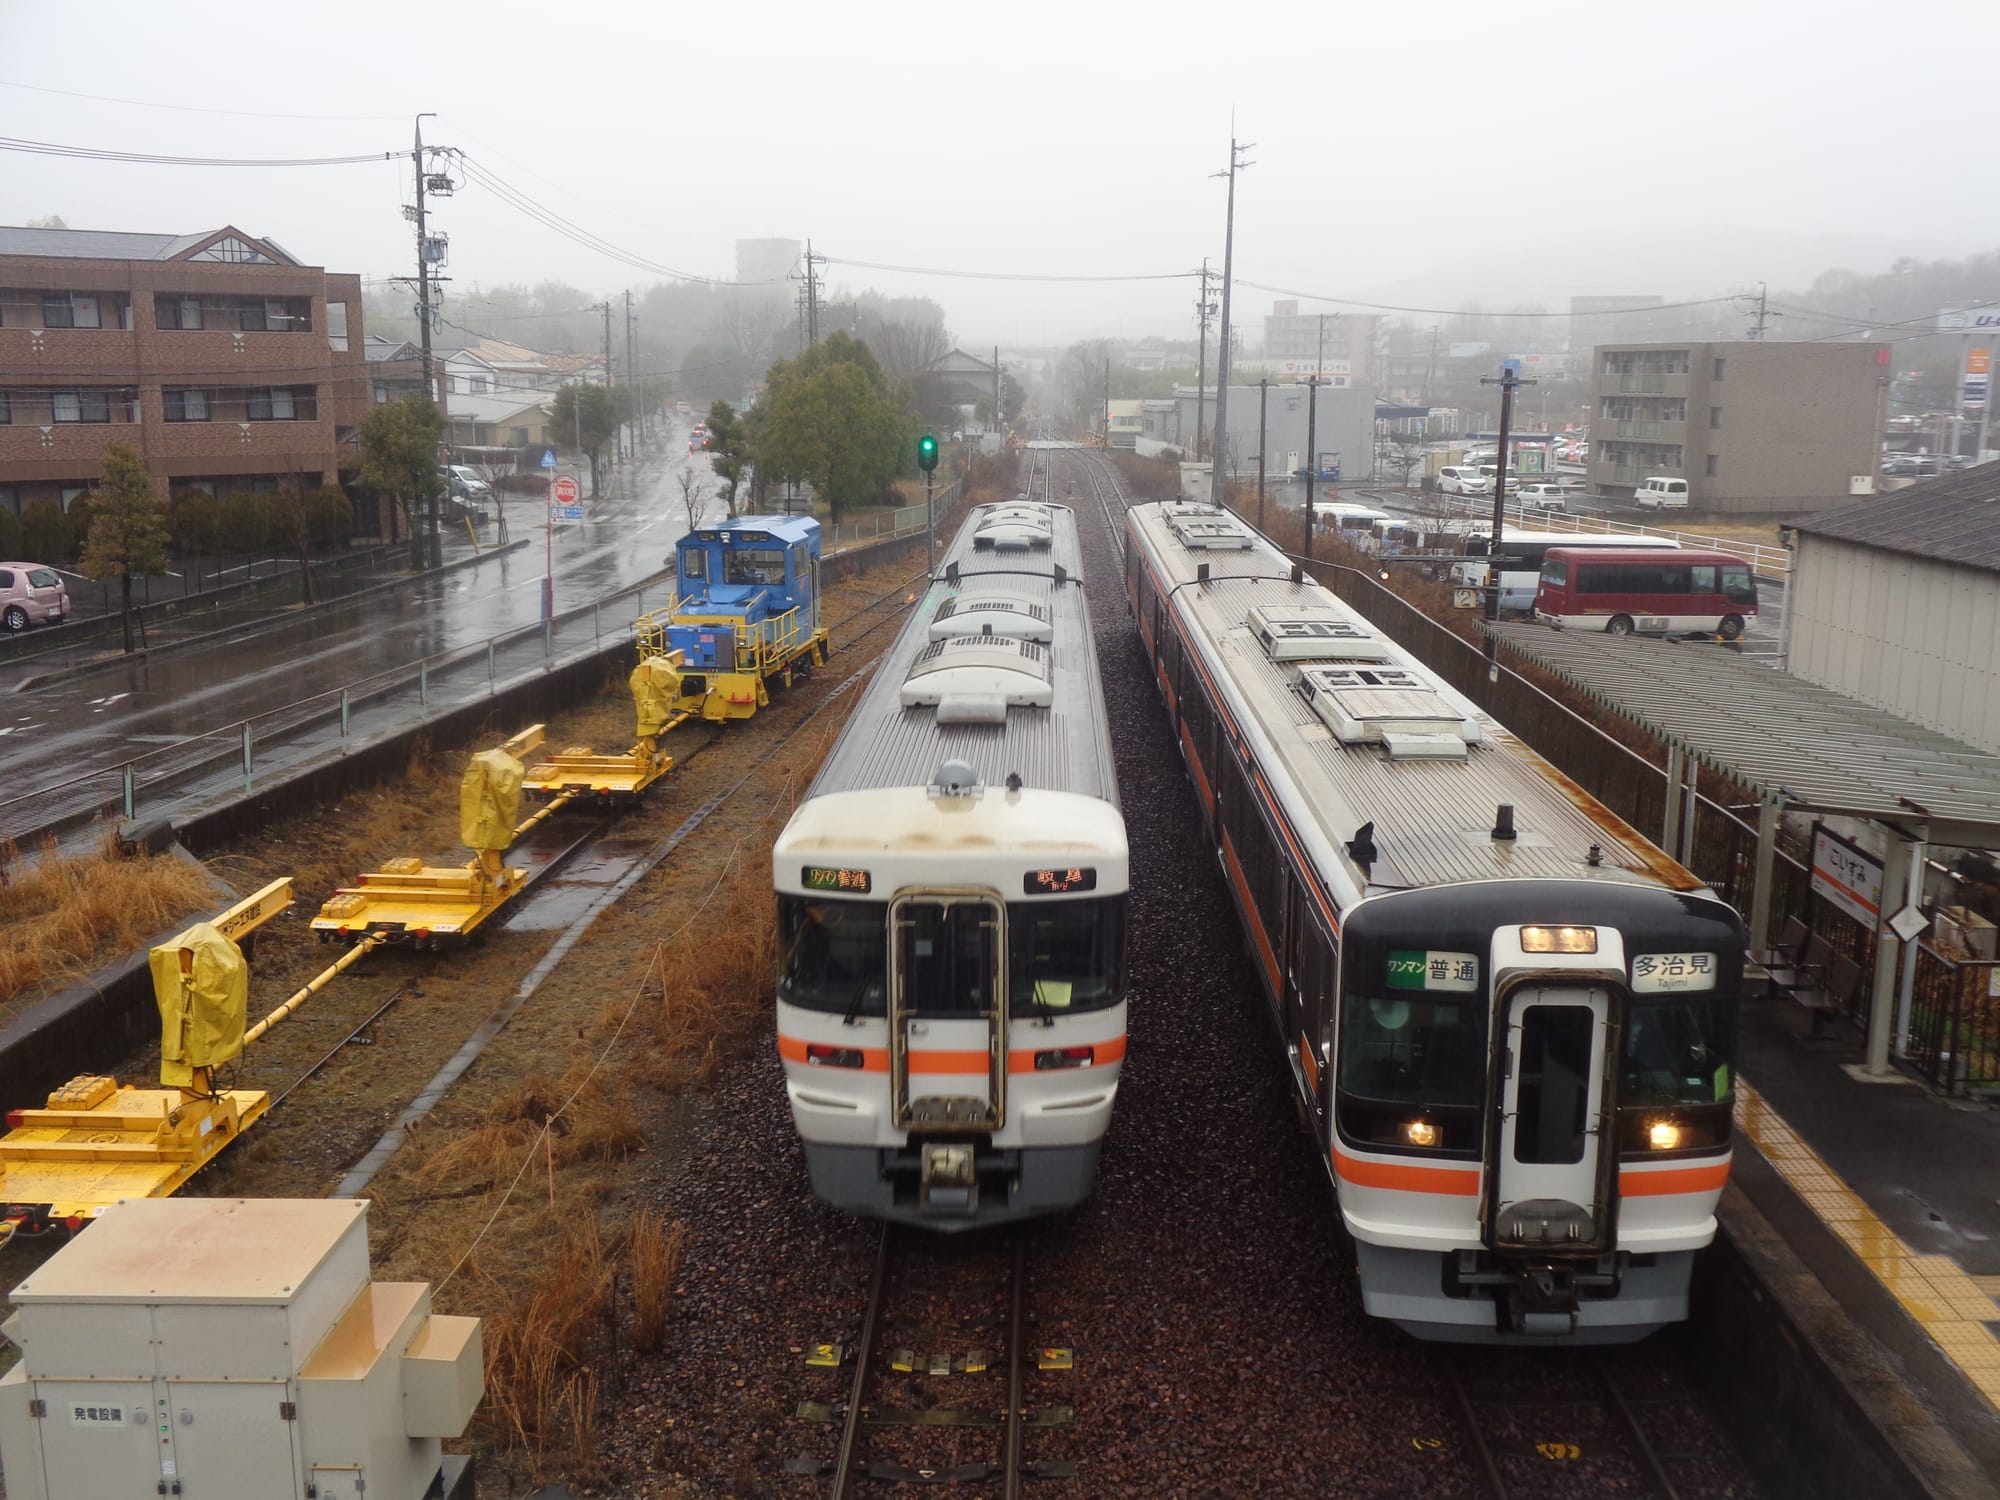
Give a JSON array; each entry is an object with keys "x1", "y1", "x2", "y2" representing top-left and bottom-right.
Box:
[
  {"x1": 1437, "y1": 1353, "x2": 1510, "y2": 1500},
  {"x1": 830, "y1": 1222, "x2": 894, "y2": 1500},
  {"x1": 1592, "y1": 1354, "x2": 1683, "y2": 1500}
]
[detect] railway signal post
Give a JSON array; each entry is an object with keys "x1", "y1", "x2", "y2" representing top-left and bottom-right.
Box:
[{"x1": 918, "y1": 431, "x2": 940, "y2": 572}]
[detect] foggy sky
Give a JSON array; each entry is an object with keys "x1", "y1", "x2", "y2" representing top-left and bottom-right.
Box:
[{"x1": 4, "y1": 0, "x2": 1993, "y2": 349}]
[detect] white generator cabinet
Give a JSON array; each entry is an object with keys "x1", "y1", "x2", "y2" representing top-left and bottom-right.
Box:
[{"x1": 0, "y1": 1198, "x2": 480, "y2": 1500}]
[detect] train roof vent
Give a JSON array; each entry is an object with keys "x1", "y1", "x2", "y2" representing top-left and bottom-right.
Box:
[
  {"x1": 1168, "y1": 512, "x2": 1253, "y2": 550},
  {"x1": 973, "y1": 503, "x2": 1054, "y2": 551},
  {"x1": 1247, "y1": 604, "x2": 1390, "y2": 663},
  {"x1": 1296, "y1": 665, "x2": 1475, "y2": 760},
  {"x1": 931, "y1": 591, "x2": 1053, "y2": 643},
  {"x1": 901, "y1": 636, "x2": 1054, "y2": 722}
]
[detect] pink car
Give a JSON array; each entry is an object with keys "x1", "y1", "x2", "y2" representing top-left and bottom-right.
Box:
[{"x1": 0, "y1": 562, "x2": 69, "y2": 632}]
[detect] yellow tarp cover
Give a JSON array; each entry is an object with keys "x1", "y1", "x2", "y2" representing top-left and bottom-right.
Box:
[
  {"x1": 631, "y1": 656, "x2": 683, "y2": 738},
  {"x1": 149, "y1": 922, "x2": 248, "y2": 1087},
  {"x1": 460, "y1": 748, "x2": 526, "y2": 852}
]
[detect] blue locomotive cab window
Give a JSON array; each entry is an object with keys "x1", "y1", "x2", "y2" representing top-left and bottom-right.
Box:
[
  {"x1": 778, "y1": 895, "x2": 886, "y2": 1018},
  {"x1": 682, "y1": 547, "x2": 708, "y2": 584},
  {"x1": 1008, "y1": 896, "x2": 1126, "y2": 1018},
  {"x1": 726, "y1": 547, "x2": 787, "y2": 586}
]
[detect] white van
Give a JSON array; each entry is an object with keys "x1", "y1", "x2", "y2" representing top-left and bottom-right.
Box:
[{"x1": 1635, "y1": 476, "x2": 1690, "y2": 510}]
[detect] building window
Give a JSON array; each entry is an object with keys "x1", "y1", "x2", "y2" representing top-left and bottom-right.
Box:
[
  {"x1": 327, "y1": 301, "x2": 349, "y2": 352},
  {"x1": 373, "y1": 381, "x2": 390, "y2": 404},
  {"x1": 245, "y1": 386, "x2": 311, "y2": 421},
  {"x1": 156, "y1": 295, "x2": 205, "y2": 331},
  {"x1": 60, "y1": 486, "x2": 89, "y2": 512},
  {"x1": 1705, "y1": 454, "x2": 1719, "y2": 477},
  {"x1": 42, "y1": 294, "x2": 102, "y2": 330},
  {"x1": 190, "y1": 235, "x2": 276, "y2": 265},
  {"x1": 509, "y1": 426, "x2": 529, "y2": 446},
  {"x1": 1709, "y1": 406, "x2": 1721, "y2": 430},
  {"x1": 472, "y1": 374, "x2": 493, "y2": 394},
  {"x1": 52, "y1": 390, "x2": 111, "y2": 424},
  {"x1": 1712, "y1": 358, "x2": 1726, "y2": 380},
  {"x1": 0, "y1": 485, "x2": 17, "y2": 516},
  {"x1": 163, "y1": 388, "x2": 210, "y2": 423},
  {"x1": 0, "y1": 390, "x2": 9, "y2": 425}
]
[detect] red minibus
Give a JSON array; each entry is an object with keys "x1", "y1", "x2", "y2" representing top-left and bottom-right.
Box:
[{"x1": 1535, "y1": 547, "x2": 1759, "y2": 639}]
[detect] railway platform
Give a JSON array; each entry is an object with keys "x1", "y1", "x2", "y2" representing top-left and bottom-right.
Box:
[{"x1": 1733, "y1": 990, "x2": 2000, "y2": 1492}]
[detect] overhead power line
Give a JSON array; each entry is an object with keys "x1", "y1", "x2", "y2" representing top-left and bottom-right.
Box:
[
  {"x1": 819, "y1": 254, "x2": 1198, "y2": 283},
  {"x1": 1233, "y1": 277, "x2": 1740, "y2": 320},
  {"x1": 0, "y1": 134, "x2": 401, "y2": 168}
]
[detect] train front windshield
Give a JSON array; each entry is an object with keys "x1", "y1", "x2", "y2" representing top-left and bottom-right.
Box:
[{"x1": 778, "y1": 894, "x2": 1126, "y2": 1020}]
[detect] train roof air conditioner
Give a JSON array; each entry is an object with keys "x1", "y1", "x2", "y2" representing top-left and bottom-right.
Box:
[
  {"x1": 930, "y1": 591, "x2": 1053, "y2": 643},
  {"x1": 1297, "y1": 665, "x2": 1476, "y2": 760},
  {"x1": 902, "y1": 636, "x2": 1054, "y2": 722},
  {"x1": 1168, "y1": 513, "x2": 1253, "y2": 550},
  {"x1": 1247, "y1": 604, "x2": 1390, "y2": 662},
  {"x1": 973, "y1": 503, "x2": 1054, "y2": 550}
]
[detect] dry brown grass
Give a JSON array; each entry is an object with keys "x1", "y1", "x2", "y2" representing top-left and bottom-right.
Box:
[
  {"x1": 0, "y1": 833, "x2": 218, "y2": 1010},
  {"x1": 629, "y1": 1208, "x2": 686, "y2": 1354}
]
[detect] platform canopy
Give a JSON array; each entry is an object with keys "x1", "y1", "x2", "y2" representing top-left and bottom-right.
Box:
[{"x1": 1485, "y1": 623, "x2": 2000, "y2": 851}]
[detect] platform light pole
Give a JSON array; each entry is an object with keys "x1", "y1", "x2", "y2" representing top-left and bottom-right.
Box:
[
  {"x1": 1480, "y1": 361, "x2": 1536, "y2": 623},
  {"x1": 1256, "y1": 378, "x2": 1268, "y2": 531}
]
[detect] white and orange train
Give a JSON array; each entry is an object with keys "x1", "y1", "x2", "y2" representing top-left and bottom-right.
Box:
[
  {"x1": 771, "y1": 499, "x2": 1127, "y2": 1229},
  {"x1": 1125, "y1": 500, "x2": 1743, "y2": 1344}
]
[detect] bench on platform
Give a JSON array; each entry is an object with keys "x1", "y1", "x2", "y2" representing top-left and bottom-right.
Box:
[
  {"x1": 1786, "y1": 952, "x2": 1862, "y2": 1038},
  {"x1": 1751, "y1": 914, "x2": 1812, "y2": 992}
]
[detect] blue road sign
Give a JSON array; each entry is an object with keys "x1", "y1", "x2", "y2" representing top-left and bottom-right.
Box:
[
  {"x1": 1502, "y1": 357, "x2": 1523, "y2": 377},
  {"x1": 539, "y1": 448, "x2": 558, "y2": 469}
]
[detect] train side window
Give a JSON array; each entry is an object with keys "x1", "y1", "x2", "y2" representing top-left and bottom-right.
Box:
[
  {"x1": 1161, "y1": 618, "x2": 1181, "y2": 689},
  {"x1": 682, "y1": 549, "x2": 707, "y2": 584},
  {"x1": 1179, "y1": 663, "x2": 1216, "y2": 780}
]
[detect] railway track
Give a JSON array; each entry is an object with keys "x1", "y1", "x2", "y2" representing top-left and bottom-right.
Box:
[
  {"x1": 1431, "y1": 1345, "x2": 1720, "y2": 1500},
  {"x1": 788, "y1": 1225, "x2": 1076, "y2": 1495}
]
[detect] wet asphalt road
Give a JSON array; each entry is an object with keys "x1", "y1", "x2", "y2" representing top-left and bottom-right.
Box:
[{"x1": 0, "y1": 442, "x2": 714, "y2": 810}]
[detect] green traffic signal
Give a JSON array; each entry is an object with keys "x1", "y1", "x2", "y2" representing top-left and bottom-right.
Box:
[{"x1": 917, "y1": 433, "x2": 939, "y2": 472}]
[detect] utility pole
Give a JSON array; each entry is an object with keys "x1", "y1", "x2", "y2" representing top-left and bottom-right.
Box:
[
  {"x1": 1208, "y1": 135, "x2": 1252, "y2": 508},
  {"x1": 992, "y1": 344, "x2": 1002, "y2": 438},
  {"x1": 1748, "y1": 282, "x2": 1778, "y2": 342},
  {"x1": 1424, "y1": 324, "x2": 1440, "y2": 403},
  {"x1": 1479, "y1": 362, "x2": 1537, "y2": 623},
  {"x1": 804, "y1": 241, "x2": 820, "y2": 346},
  {"x1": 1256, "y1": 377, "x2": 1268, "y2": 532},
  {"x1": 410, "y1": 112, "x2": 447, "y2": 569},
  {"x1": 1194, "y1": 259, "x2": 1214, "y2": 460},
  {"x1": 1304, "y1": 367, "x2": 1319, "y2": 556},
  {"x1": 1103, "y1": 357, "x2": 1110, "y2": 449},
  {"x1": 624, "y1": 289, "x2": 637, "y2": 460}
]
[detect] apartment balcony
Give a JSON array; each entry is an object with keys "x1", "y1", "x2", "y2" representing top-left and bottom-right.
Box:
[
  {"x1": 0, "y1": 326, "x2": 141, "y2": 367},
  {"x1": 0, "y1": 417, "x2": 145, "y2": 476},
  {"x1": 1598, "y1": 372, "x2": 1688, "y2": 398},
  {"x1": 1605, "y1": 418, "x2": 1684, "y2": 440}
]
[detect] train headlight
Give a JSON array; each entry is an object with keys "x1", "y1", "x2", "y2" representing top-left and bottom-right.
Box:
[
  {"x1": 1521, "y1": 924, "x2": 1599, "y2": 954},
  {"x1": 1647, "y1": 1118, "x2": 1683, "y2": 1151},
  {"x1": 1401, "y1": 1118, "x2": 1439, "y2": 1148}
]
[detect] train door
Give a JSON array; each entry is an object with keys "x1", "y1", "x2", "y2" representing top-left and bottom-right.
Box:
[
  {"x1": 1488, "y1": 985, "x2": 1613, "y2": 1253},
  {"x1": 888, "y1": 891, "x2": 1007, "y2": 1135}
]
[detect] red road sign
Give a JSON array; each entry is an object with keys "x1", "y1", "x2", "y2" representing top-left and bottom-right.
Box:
[{"x1": 551, "y1": 475, "x2": 581, "y2": 505}]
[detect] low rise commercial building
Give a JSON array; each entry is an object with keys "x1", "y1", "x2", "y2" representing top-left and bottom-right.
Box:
[
  {"x1": 1787, "y1": 462, "x2": 2000, "y2": 753},
  {"x1": 1588, "y1": 340, "x2": 1887, "y2": 513},
  {"x1": 0, "y1": 223, "x2": 367, "y2": 512}
]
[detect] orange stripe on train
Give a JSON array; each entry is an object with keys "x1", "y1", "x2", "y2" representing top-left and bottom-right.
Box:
[
  {"x1": 1618, "y1": 1162, "x2": 1730, "y2": 1196},
  {"x1": 779, "y1": 1035, "x2": 1127, "y2": 1075},
  {"x1": 1332, "y1": 1149, "x2": 1481, "y2": 1196}
]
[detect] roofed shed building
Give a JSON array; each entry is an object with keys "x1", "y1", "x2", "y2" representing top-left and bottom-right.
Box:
[
  {"x1": 0, "y1": 223, "x2": 365, "y2": 513},
  {"x1": 1787, "y1": 461, "x2": 2000, "y2": 753}
]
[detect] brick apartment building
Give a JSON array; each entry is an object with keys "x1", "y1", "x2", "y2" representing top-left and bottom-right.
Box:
[{"x1": 0, "y1": 223, "x2": 367, "y2": 515}]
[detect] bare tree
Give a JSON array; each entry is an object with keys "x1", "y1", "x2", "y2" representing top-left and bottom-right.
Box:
[{"x1": 675, "y1": 464, "x2": 706, "y2": 533}]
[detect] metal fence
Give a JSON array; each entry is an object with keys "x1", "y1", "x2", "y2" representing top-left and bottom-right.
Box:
[
  {"x1": 1386, "y1": 490, "x2": 1791, "y2": 579},
  {"x1": 0, "y1": 571, "x2": 672, "y2": 853},
  {"x1": 825, "y1": 480, "x2": 964, "y2": 551},
  {"x1": 1907, "y1": 946, "x2": 2000, "y2": 1091}
]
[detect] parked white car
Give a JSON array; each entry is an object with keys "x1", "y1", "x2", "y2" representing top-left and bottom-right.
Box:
[
  {"x1": 1635, "y1": 476, "x2": 1691, "y2": 510},
  {"x1": 1516, "y1": 483, "x2": 1569, "y2": 511}
]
